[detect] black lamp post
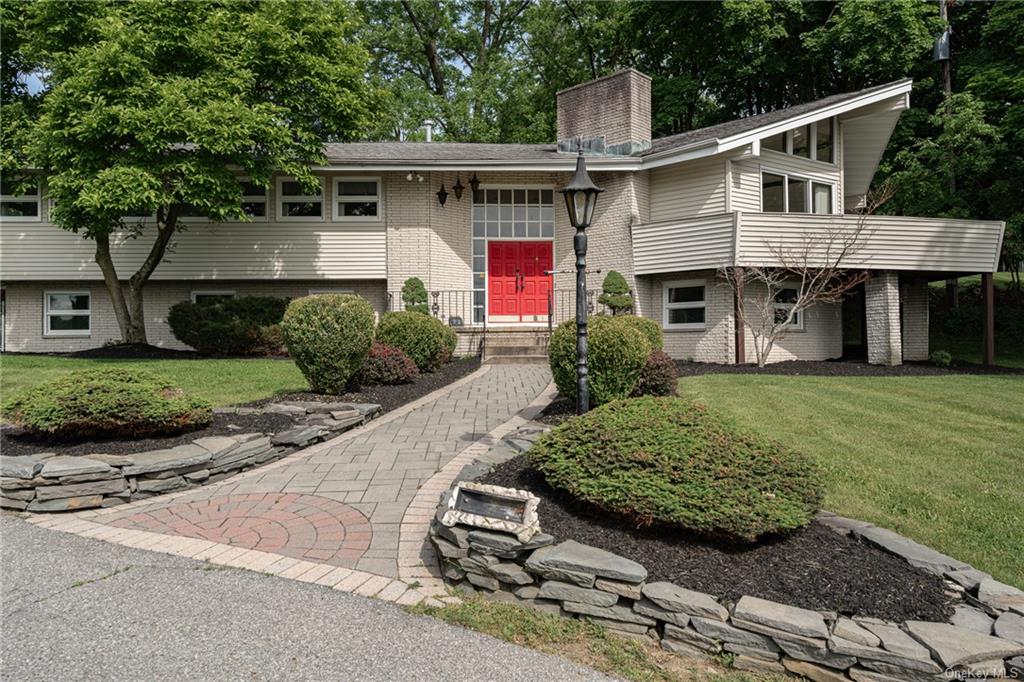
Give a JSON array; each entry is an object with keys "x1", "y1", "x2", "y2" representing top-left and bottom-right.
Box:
[{"x1": 560, "y1": 147, "x2": 603, "y2": 414}]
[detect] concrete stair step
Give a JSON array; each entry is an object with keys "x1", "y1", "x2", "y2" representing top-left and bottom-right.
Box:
[
  {"x1": 482, "y1": 355, "x2": 549, "y2": 365},
  {"x1": 485, "y1": 345, "x2": 548, "y2": 356}
]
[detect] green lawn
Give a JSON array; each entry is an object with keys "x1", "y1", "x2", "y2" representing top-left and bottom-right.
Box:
[
  {"x1": 0, "y1": 355, "x2": 307, "y2": 407},
  {"x1": 679, "y1": 374, "x2": 1024, "y2": 589}
]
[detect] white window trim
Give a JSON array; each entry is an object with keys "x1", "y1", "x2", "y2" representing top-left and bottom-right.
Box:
[
  {"x1": 774, "y1": 285, "x2": 806, "y2": 331},
  {"x1": 761, "y1": 168, "x2": 836, "y2": 215},
  {"x1": 190, "y1": 290, "x2": 236, "y2": 303},
  {"x1": 662, "y1": 279, "x2": 706, "y2": 331},
  {"x1": 276, "y1": 176, "x2": 325, "y2": 222},
  {"x1": 0, "y1": 179, "x2": 42, "y2": 222},
  {"x1": 759, "y1": 117, "x2": 837, "y2": 167},
  {"x1": 333, "y1": 177, "x2": 382, "y2": 223},
  {"x1": 43, "y1": 291, "x2": 91, "y2": 337}
]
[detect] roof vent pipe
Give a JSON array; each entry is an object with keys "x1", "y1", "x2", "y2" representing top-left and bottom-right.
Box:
[{"x1": 423, "y1": 120, "x2": 434, "y2": 143}]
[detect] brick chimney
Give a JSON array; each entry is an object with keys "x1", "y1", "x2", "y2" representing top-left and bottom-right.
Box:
[{"x1": 556, "y1": 69, "x2": 652, "y2": 155}]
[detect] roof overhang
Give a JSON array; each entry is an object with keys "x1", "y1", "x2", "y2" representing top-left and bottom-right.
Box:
[
  {"x1": 641, "y1": 79, "x2": 913, "y2": 171},
  {"x1": 311, "y1": 158, "x2": 643, "y2": 172}
]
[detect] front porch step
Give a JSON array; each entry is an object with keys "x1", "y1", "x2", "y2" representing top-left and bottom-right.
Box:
[
  {"x1": 482, "y1": 355, "x2": 549, "y2": 365},
  {"x1": 482, "y1": 330, "x2": 550, "y2": 365}
]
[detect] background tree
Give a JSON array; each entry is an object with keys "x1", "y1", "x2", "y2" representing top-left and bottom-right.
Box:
[{"x1": 4, "y1": 0, "x2": 375, "y2": 344}]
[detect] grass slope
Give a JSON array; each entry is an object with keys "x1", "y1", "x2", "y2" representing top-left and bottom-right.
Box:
[
  {"x1": 1, "y1": 355, "x2": 307, "y2": 407},
  {"x1": 679, "y1": 374, "x2": 1024, "y2": 588}
]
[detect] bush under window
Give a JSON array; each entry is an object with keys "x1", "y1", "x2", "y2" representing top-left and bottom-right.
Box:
[
  {"x1": 376, "y1": 311, "x2": 454, "y2": 372},
  {"x1": 613, "y1": 314, "x2": 664, "y2": 351},
  {"x1": 548, "y1": 316, "x2": 650, "y2": 406},
  {"x1": 281, "y1": 294, "x2": 376, "y2": 393},
  {"x1": 168, "y1": 296, "x2": 288, "y2": 356},
  {"x1": 1, "y1": 368, "x2": 212, "y2": 439},
  {"x1": 528, "y1": 396, "x2": 823, "y2": 542},
  {"x1": 632, "y1": 350, "x2": 678, "y2": 397},
  {"x1": 358, "y1": 341, "x2": 419, "y2": 385}
]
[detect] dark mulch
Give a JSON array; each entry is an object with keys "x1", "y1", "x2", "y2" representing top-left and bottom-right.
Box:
[
  {"x1": 536, "y1": 396, "x2": 576, "y2": 426},
  {"x1": 1, "y1": 412, "x2": 297, "y2": 458},
  {"x1": 67, "y1": 343, "x2": 202, "y2": 360},
  {"x1": 241, "y1": 356, "x2": 482, "y2": 413},
  {"x1": 479, "y1": 456, "x2": 953, "y2": 622},
  {"x1": 676, "y1": 359, "x2": 1024, "y2": 377}
]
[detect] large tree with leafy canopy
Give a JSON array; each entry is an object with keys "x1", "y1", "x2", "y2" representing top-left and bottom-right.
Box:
[{"x1": 3, "y1": 0, "x2": 376, "y2": 344}]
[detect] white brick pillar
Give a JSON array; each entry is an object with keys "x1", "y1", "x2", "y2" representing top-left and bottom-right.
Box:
[
  {"x1": 865, "y1": 272, "x2": 902, "y2": 366},
  {"x1": 900, "y1": 279, "x2": 929, "y2": 361}
]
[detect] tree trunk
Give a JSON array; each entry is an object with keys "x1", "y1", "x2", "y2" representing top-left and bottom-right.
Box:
[{"x1": 93, "y1": 212, "x2": 177, "y2": 344}]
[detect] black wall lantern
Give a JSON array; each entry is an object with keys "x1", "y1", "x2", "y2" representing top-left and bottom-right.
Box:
[
  {"x1": 453, "y1": 175, "x2": 465, "y2": 201},
  {"x1": 468, "y1": 173, "x2": 481, "y2": 195},
  {"x1": 560, "y1": 147, "x2": 603, "y2": 414},
  {"x1": 436, "y1": 184, "x2": 449, "y2": 206}
]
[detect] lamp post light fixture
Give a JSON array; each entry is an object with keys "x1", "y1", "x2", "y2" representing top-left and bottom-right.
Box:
[{"x1": 560, "y1": 146, "x2": 603, "y2": 415}]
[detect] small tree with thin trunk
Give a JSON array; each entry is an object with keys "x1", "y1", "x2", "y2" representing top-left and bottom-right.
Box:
[
  {"x1": 721, "y1": 184, "x2": 894, "y2": 367},
  {"x1": 7, "y1": 1, "x2": 375, "y2": 344}
]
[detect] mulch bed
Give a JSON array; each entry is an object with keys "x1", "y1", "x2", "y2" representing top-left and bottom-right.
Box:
[
  {"x1": 479, "y1": 456, "x2": 953, "y2": 622},
  {"x1": 1, "y1": 412, "x2": 297, "y2": 458},
  {"x1": 676, "y1": 359, "x2": 1024, "y2": 377},
  {"x1": 66, "y1": 343, "x2": 203, "y2": 360},
  {"x1": 2, "y1": 357, "x2": 482, "y2": 458},
  {"x1": 240, "y1": 356, "x2": 482, "y2": 413}
]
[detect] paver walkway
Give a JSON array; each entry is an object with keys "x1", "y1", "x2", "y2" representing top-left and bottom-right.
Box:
[{"x1": 56, "y1": 365, "x2": 551, "y2": 585}]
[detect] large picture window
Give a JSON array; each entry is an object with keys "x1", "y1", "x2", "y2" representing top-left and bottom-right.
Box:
[
  {"x1": 44, "y1": 292, "x2": 90, "y2": 336},
  {"x1": 663, "y1": 280, "x2": 706, "y2": 330},
  {"x1": 762, "y1": 172, "x2": 834, "y2": 215},
  {"x1": 335, "y1": 178, "x2": 381, "y2": 221},
  {"x1": 0, "y1": 178, "x2": 41, "y2": 220},
  {"x1": 277, "y1": 177, "x2": 324, "y2": 220}
]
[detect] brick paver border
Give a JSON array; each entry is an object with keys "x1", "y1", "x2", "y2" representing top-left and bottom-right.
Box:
[{"x1": 20, "y1": 365, "x2": 556, "y2": 608}]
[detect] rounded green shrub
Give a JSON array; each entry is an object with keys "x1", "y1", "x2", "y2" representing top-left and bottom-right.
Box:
[
  {"x1": 632, "y1": 350, "x2": 678, "y2": 397},
  {"x1": 528, "y1": 397, "x2": 823, "y2": 542},
  {"x1": 1, "y1": 368, "x2": 212, "y2": 439},
  {"x1": 930, "y1": 349, "x2": 953, "y2": 368},
  {"x1": 548, "y1": 316, "x2": 650, "y2": 406},
  {"x1": 168, "y1": 296, "x2": 289, "y2": 356},
  {"x1": 376, "y1": 311, "x2": 453, "y2": 372},
  {"x1": 281, "y1": 294, "x2": 376, "y2": 393},
  {"x1": 357, "y1": 341, "x2": 419, "y2": 385},
  {"x1": 402, "y1": 277, "x2": 429, "y2": 315},
  {"x1": 613, "y1": 314, "x2": 663, "y2": 351},
  {"x1": 598, "y1": 270, "x2": 634, "y2": 314}
]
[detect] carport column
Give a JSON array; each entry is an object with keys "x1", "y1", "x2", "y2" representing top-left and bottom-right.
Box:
[
  {"x1": 865, "y1": 272, "x2": 902, "y2": 366},
  {"x1": 900, "y1": 278, "x2": 929, "y2": 361}
]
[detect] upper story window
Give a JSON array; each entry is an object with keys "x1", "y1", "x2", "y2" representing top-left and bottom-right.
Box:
[
  {"x1": 762, "y1": 172, "x2": 834, "y2": 214},
  {"x1": 277, "y1": 177, "x2": 323, "y2": 221},
  {"x1": 662, "y1": 280, "x2": 706, "y2": 330},
  {"x1": 240, "y1": 180, "x2": 267, "y2": 218},
  {"x1": 761, "y1": 118, "x2": 835, "y2": 163},
  {"x1": 44, "y1": 291, "x2": 91, "y2": 336},
  {"x1": 1, "y1": 178, "x2": 41, "y2": 221},
  {"x1": 335, "y1": 178, "x2": 381, "y2": 221}
]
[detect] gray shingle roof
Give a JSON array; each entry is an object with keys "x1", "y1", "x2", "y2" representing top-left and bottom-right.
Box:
[{"x1": 319, "y1": 79, "x2": 910, "y2": 163}]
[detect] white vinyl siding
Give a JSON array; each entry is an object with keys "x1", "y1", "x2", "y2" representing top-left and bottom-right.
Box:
[
  {"x1": 43, "y1": 291, "x2": 90, "y2": 336},
  {"x1": 649, "y1": 156, "x2": 727, "y2": 221},
  {"x1": 632, "y1": 213, "x2": 736, "y2": 275},
  {"x1": 730, "y1": 140, "x2": 843, "y2": 216}
]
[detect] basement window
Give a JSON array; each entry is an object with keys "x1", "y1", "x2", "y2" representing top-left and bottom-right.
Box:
[
  {"x1": 773, "y1": 287, "x2": 804, "y2": 329},
  {"x1": 44, "y1": 292, "x2": 90, "y2": 336},
  {"x1": 191, "y1": 291, "x2": 235, "y2": 304},
  {"x1": 663, "y1": 280, "x2": 706, "y2": 330}
]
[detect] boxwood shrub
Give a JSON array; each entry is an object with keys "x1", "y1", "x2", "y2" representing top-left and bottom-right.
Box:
[
  {"x1": 548, "y1": 316, "x2": 650, "y2": 406},
  {"x1": 376, "y1": 311, "x2": 454, "y2": 372},
  {"x1": 281, "y1": 294, "x2": 376, "y2": 393},
  {"x1": 528, "y1": 396, "x2": 823, "y2": 542},
  {"x1": 358, "y1": 341, "x2": 419, "y2": 385},
  {"x1": 613, "y1": 314, "x2": 663, "y2": 351},
  {"x1": 168, "y1": 296, "x2": 288, "y2": 356},
  {"x1": 1, "y1": 368, "x2": 212, "y2": 439}
]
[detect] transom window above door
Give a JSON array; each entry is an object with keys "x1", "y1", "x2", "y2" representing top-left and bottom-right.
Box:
[{"x1": 472, "y1": 188, "x2": 554, "y2": 239}]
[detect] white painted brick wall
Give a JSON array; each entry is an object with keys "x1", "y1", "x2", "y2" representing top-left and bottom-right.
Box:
[
  {"x1": 900, "y1": 278, "x2": 929, "y2": 361},
  {"x1": 865, "y1": 272, "x2": 902, "y2": 365}
]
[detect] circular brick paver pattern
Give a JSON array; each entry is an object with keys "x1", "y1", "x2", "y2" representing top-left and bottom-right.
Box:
[{"x1": 109, "y1": 493, "x2": 372, "y2": 566}]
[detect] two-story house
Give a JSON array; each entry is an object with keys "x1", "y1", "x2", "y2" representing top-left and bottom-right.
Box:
[{"x1": 0, "y1": 69, "x2": 1005, "y2": 365}]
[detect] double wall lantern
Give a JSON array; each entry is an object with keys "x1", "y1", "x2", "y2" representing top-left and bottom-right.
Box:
[{"x1": 437, "y1": 174, "x2": 473, "y2": 207}]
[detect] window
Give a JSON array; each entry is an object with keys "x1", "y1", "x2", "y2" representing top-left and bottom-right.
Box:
[
  {"x1": 240, "y1": 180, "x2": 267, "y2": 218},
  {"x1": 277, "y1": 177, "x2": 323, "y2": 220},
  {"x1": 812, "y1": 182, "x2": 833, "y2": 214},
  {"x1": 773, "y1": 287, "x2": 803, "y2": 329},
  {"x1": 663, "y1": 280, "x2": 706, "y2": 330},
  {"x1": 763, "y1": 171, "x2": 834, "y2": 214},
  {"x1": 44, "y1": 292, "x2": 90, "y2": 336},
  {"x1": 815, "y1": 119, "x2": 833, "y2": 163},
  {"x1": 335, "y1": 178, "x2": 381, "y2": 221},
  {"x1": 760, "y1": 118, "x2": 835, "y2": 163},
  {"x1": 191, "y1": 291, "x2": 235, "y2": 304},
  {"x1": 791, "y1": 125, "x2": 811, "y2": 158},
  {"x1": 0, "y1": 178, "x2": 41, "y2": 220}
]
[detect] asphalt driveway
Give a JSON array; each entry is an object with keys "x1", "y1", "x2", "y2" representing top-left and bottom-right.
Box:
[{"x1": 0, "y1": 513, "x2": 605, "y2": 682}]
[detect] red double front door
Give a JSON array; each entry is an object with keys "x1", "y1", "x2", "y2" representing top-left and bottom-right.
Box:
[{"x1": 487, "y1": 241, "x2": 553, "y2": 322}]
